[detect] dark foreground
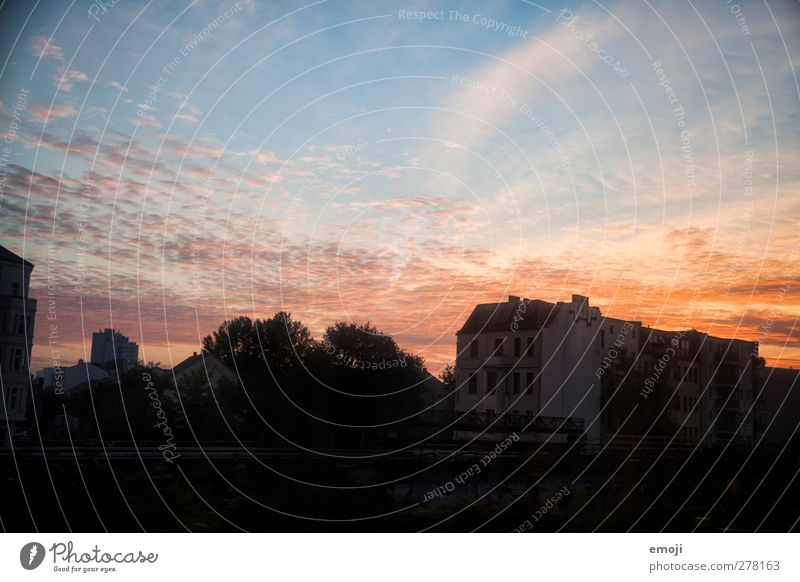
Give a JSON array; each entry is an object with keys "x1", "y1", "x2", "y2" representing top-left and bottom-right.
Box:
[{"x1": 2, "y1": 441, "x2": 798, "y2": 532}]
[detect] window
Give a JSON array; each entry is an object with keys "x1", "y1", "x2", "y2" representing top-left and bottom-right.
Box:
[
  {"x1": 6, "y1": 387, "x2": 21, "y2": 409},
  {"x1": 10, "y1": 282, "x2": 19, "y2": 296},
  {"x1": 13, "y1": 349, "x2": 23, "y2": 371},
  {"x1": 526, "y1": 372, "x2": 534, "y2": 394},
  {"x1": 494, "y1": 338, "x2": 504, "y2": 354},
  {"x1": 512, "y1": 372, "x2": 520, "y2": 394},
  {"x1": 610, "y1": 325, "x2": 614, "y2": 335},
  {"x1": 672, "y1": 397, "x2": 680, "y2": 411},
  {"x1": 486, "y1": 371, "x2": 496, "y2": 394},
  {"x1": 14, "y1": 314, "x2": 26, "y2": 334},
  {"x1": 600, "y1": 330, "x2": 605, "y2": 349},
  {"x1": 526, "y1": 337, "x2": 534, "y2": 356},
  {"x1": 468, "y1": 374, "x2": 478, "y2": 394},
  {"x1": 469, "y1": 340, "x2": 479, "y2": 358},
  {"x1": 514, "y1": 337, "x2": 521, "y2": 357}
]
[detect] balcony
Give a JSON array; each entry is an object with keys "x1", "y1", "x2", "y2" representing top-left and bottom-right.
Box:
[
  {"x1": 485, "y1": 355, "x2": 514, "y2": 367},
  {"x1": 714, "y1": 350, "x2": 740, "y2": 364},
  {"x1": 448, "y1": 411, "x2": 584, "y2": 435},
  {"x1": 714, "y1": 421, "x2": 740, "y2": 434},
  {"x1": 644, "y1": 343, "x2": 691, "y2": 360},
  {"x1": 712, "y1": 371, "x2": 741, "y2": 387},
  {"x1": 714, "y1": 398, "x2": 740, "y2": 411}
]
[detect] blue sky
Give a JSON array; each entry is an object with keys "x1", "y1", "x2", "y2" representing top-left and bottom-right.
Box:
[{"x1": 1, "y1": 0, "x2": 798, "y2": 370}]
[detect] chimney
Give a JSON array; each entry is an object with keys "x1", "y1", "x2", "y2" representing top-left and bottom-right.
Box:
[{"x1": 509, "y1": 295, "x2": 520, "y2": 303}]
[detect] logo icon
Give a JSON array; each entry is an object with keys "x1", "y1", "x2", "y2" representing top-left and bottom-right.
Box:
[{"x1": 20, "y1": 542, "x2": 45, "y2": 570}]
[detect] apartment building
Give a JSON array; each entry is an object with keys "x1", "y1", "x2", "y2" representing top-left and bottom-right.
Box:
[
  {"x1": 456, "y1": 294, "x2": 760, "y2": 448},
  {"x1": 90, "y1": 328, "x2": 139, "y2": 370},
  {"x1": 455, "y1": 294, "x2": 603, "y2": 443},
  {"x1": 693, "y1": 331, "x2": 757, "y2": 446},
  {"x1": 0, "y1": 245, "x2": 37, "y2": 445}
]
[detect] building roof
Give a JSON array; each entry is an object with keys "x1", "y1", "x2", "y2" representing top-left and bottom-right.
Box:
[
  {"x1": 457, "y1": 298, "x2": 558, "y2": 335},
  {"x1": 173, "y1": 352, "x2": 205, "y2": 376},
  {"x1": 0, "y1": 244, "x2": 34, "y2": 268},
  {"x1": 172, "y1": 351, "x2": 238, "y2": 383}
]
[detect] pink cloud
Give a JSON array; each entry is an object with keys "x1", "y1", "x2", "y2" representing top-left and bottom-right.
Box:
[
  {"x1": 29, "y1": 35, "x2": 65, "y2": 60},
  {"x1": 56, "y1": 66, "x2": 89, "y2": 92},
  {"x1": 29, "y1": 103, "x2": 77, "y2": 123}
]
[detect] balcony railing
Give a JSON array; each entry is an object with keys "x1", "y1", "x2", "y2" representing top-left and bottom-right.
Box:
[
  {"x1": 714, "y1": 398, "x2": 740, "y2": 410},
  {"x1": 712, "y1": 371, "x2": 743, "y2": 386},
  {"x1": 714, "y1": 350, "x2": 740, "y2": 364},
  {"x1": 445, "y1": 410, "x2": 584, "y2": 435}
]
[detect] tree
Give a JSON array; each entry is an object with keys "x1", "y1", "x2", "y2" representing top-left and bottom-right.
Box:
[
  {"x1": 302, "y1": 322, "x2": 427, "y2": 441},
  {"x1": 202, "y1": 316, "x2": 262, "y2": 371},
  {"x1": 201, "y1": 312, "x2": 314, "y2": 375},
  {"x1": 439, "y1": 363, "x2": 456, "y2": 391}
]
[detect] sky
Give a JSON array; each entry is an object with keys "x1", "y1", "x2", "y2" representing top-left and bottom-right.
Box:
[{"x1": 0, "y1": 0, "x2": 798, "y2": 374}]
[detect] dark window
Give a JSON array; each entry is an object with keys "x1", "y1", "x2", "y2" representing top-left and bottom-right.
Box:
[
  {"x1": 494, "y1": 338, "x2": 504, "y2": 353},
  {"x1": 468, "y1": 374, "x2": 478, "y2": 394},
  {"x1": 469, "y1": 340, "x2": 479, "y2": 358},
  {"x1": 610, "y1": 325, "x2": 614, "y2": 335},
  {"x1": 526, "y1": 372, "x2": 534, "y2": 394},
  {"x1": 486, "y1": 371, "x2": 496, "y2": 394},
  {"x1": 526, "y1": 337, "x2": 534, "y2": 356},
  {"x1": 10, "y1": 282, "x2": 19, "y2": 296},
  {"x1": 14, "y1": 314, "x2": 25, "y2": 334},
  {"x1": 13, "y1": 349, "x2": 23, "y2": 370},
  {"x1": 600, "y1": 330, "x2": 605, "y2": 349},
  {"x1": 6, "y1": 387, "x2": 21, "y2": 409},
  {"x1": 0, "y1": 312, "x2": 5, "y2": 331},
  {"x1": 512, "y1": 372, "x2": 520, "y2": 394},
  {"x1": 513, "y1": 337, "x2": 521, "y2": 357}
]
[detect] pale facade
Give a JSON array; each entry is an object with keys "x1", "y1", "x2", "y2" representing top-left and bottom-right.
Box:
[{"x1": 0, "y1": 246, "x2": 37, "y2": 445}]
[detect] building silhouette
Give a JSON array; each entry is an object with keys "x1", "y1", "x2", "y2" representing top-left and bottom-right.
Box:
[
  {"x1": 90, "y1": 328, "x2": 139, "y2": 370},
  {"x1": 455, "y1": 294, "x2": 760, "y2": 448},
  {"x1": 36, "y1": 359, "x2": 110, "y2": 393},
  {"x1": 0, "y1": 245, "x2": 37, "y2": 445}
]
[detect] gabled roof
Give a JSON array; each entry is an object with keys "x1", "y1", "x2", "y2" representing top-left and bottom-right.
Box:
[
  {"x1": 0, "y1": 245, "x2": 34, "y2": 268},
  {"x1": 173, "y1": 352, "x2": 205, "y2": 376},
  {"x1": 457, "y1": 298, "x2": 558, "y2": 335},
  {"x1": 172, "y1": 351, "x2": 237, "y2": 382}
]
